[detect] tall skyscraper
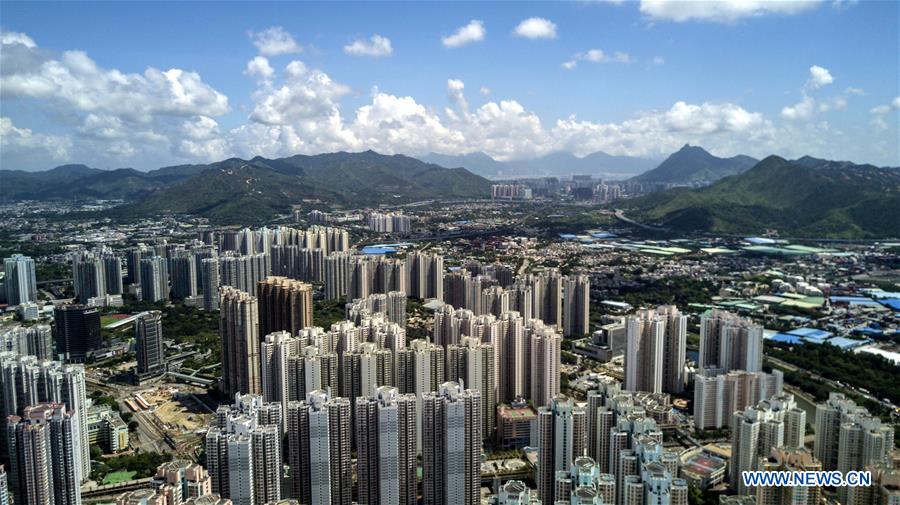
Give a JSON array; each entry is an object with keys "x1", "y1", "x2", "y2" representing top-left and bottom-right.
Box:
[
  {"x1": 201, "y1": 257, "x2": 221, "y2": 311},
  {"x1": 125, "y1": 245, "x2": 154, "y2": 286},
  {"x1": 699, "y1": 309, "x2": 763, "y2": 373},
  {"x1": 73, "y1": 252, "x2": 106, "y2": 303},
  {"x1": 205, "y1": 394, "x2": 282, "y2": 505},
  {"x1": 756, "y1": 447, "x2": 823, "y2": 505},
  {"x1": 527, "y1": 320, "x2": 561, "y2": 409},
  {"x1": 407, "y1": 251, "x2": 443, "y2": 300},
  {"x1": 355, "y1": 386, "x2": 418, "y2": 505},
  {"x1": 287, "y1": 345, "x2": 339, "y2": 404},
  {"x1": 286, "y1": 391, "x2": 352, "y2": 505},
  {"x1": 693, "y1": 370, "x2": 784, "y2": 430},
  {"x1": 625, "y1": 308, "x2": 665, "y2": 393},
  {"x1": 219, "y1": 287, "x2": 261, "y2": 397},
  {"x1": 135, "y1": 311, "x2": 165, "y2": 377},
  {"x1": 219, "y1": 253, "x2": 269, "y2": 296},
  {"x1": 447, "y1": 336, "x2": 496, "y2": 438},
  {"x1": 54, "y1": 304, "x2": 101, "y2": 362},
  {"x1": 0, "y1": 325, "x2": 54, "y2": 360},
  {"x1": 169, "y1": 252, "x2": 198, "y2": 300},
  {"x1": 422, "y1": 382, "x2": 482, "y2": 505},
  {"x1": 731, "y1": 400, "x2": 793, "y2": 495},
  {"x1": 257, "y1": 276, "x2": 313, "y2": 337},
  {"x1": 499, "y1": 311, "x2": 526, "y2": 402},
  {"x1": 324, "y1": 251, "x2": 352, "y2": 301},
  {"x1": 563, "y1": 274, "x2": 590, "y2": 337},
  {"x1": 536, "y1": 394, "x2": 586, "y2": 501},
  {"x1": 102, "y1": 253, "x2": 124, "y2": 295},
  {"x1": 260, "y1": 330, "x2": 301, "y2": 415},
  {"x1": 0, "y1": 354, "x2": 90, "y2": 479},
  {"x1": 814, "y1": 393, "x2": 894, "y2": 502},
  {"x1": 658, "y1": 305, "x2": 687, "y2": 394},
  {"x1": 3, "y1": 254, "x2": 37, "y2": 306},
  {"x1": 140, "y1": 256, "x2": 170, "y2": 303},
  {"x1": 7, "y1": 402, "x2": 83, "y2": 505},
  {"x1": 553, "y1": 455, "x2": 615, "y2": 504},
  {"x1": 617, "y1": 435, "x2": 687, "y2": 505}
]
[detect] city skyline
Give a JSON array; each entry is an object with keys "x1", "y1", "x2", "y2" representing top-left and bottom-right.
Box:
[{"x1": 2, "y1": 1, "x2": 899, "y2": 172}]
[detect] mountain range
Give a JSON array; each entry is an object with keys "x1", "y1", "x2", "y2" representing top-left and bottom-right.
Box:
[
  {"x1": 629, "y1": 144, "x2": 759, "y2": 184},
  {"x1": 422, "y1": 150, "x2": 658, "y2": 179},
  {"x1": 624, "y1": 155, "x2": 900, "y2": 238},
  {"x1": 1, "y1": 151, "x2": 490, "y2": 224}
]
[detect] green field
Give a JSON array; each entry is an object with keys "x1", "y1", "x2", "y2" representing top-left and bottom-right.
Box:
[{"x1": 102, "y1": 470, "x2": 137, "y2": 485}]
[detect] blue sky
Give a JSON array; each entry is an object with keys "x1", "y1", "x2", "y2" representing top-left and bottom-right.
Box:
[{"x1": 1, "y1": 0, "x2": 898, "y2": 171}]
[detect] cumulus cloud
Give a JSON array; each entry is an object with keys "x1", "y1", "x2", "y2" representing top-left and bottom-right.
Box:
[
  {"x1": 562, "y1": 48, "x2": 632, "y2": 69},
  {"x1": 513, "y1": 17, "x2": 557, "y2": 39},
  {"x1": 344, "y1": 34, "x2": 393, "y2": 57},
  {"x1": 1, "y1": 116, "x2": 71, "y2": 161},
  {"x1": 245, "y1": 56, "x2": 274, "y2": 82},
  {"x1": 0, "y1": 31, "x2": 36, "y2": 48},
  {"x1": 0, "y1": 30, "x2": 231, "y2": 168},
  {"x1": 869, "y1": 97, "x2": 900, "y2": 129},
  {"x1": 806, "y1": 65, "x2": 833, "y2": 89},
  {"x1": 250, "y1": 26, "x2": 302, "y2": 56},
  {"x1": 442, "y1": 20, "x2": 485, "y2": 48},
  {"x1": 640, "y1": 0, "x2": 822, "y2": 23},
  {"x1": 782, "y1": 96, "x2": 815, "y2": 120}
]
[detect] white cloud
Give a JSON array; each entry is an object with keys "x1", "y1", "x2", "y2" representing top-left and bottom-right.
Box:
[
  {"x1": 870, "y1": 97, "x2": 900, "y2": 118},
  {"x1": 344, "y1": 34, "x2": 393, "y2": 57},
  {"x1": 563, "y1": 48, "x2": 632, "y2": 68},
  {"x1": 781, "y1": 96, "x2": 815, "y2": 120},
  {"x1": 245, "y1": 56, "x2": 274, "y2": 81},
  {"x1": 806, "y1": 65, "x2": 833, "y2": 89},
  {"x1": 653, "y1": 56, "x2": 665, "y2": 65},
  {"x1": 442, "y1": 20, "x2": 485, "y2": 48},
  {"x1": 480, "y1": 86, "x2": 491, "y2": 96},
  {"x1": 640, "y1": 0, "x2": 822, "y2": 23},
  {"x1": 844, "y1": 87, "x2": 864, "y2": 95},
  {"x1": 0, "y1": 116, "x2": 71, "y2": 162},
  {"x1": 0, "y1": 31, "x2": 36, "y2": 48},
  {"x1": 250, "y1": 26, "x2": 302, "y2": 57},
  {"x1": 513, "y1": 17, "x2": 557, "y2": 39},
  {"x1": 249, "y1": 60, "x2": 351, "y2": 126}
]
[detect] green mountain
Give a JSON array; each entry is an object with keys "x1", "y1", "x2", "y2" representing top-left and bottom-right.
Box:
[
  {"x1": 0, "y1": 164, "x2": 201, "y2": 201},
  {"x1": 631, "y1": 144, "x2": 758, "y2": 184},
  {"x1": 624, "y1": 155, "x2": 900, "y2": 238},
  {"x1": 423, "y1": 150, "x2": 657, "y2": 179},
  {"x1": 121, "y1": 151, "x2": 490, "y2": 223}
]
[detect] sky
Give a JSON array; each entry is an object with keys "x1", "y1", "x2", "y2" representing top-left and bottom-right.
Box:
[{"x1": 1, "y1": 0, "x2": 898, "y2": 171}]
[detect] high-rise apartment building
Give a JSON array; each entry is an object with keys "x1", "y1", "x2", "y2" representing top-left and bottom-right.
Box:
[
  {"x1": 756, "y1": 447, "x2": 823, "y2": 505},
  {"x1": 699, "y1": 309, "x2": 763, "y2": 373},
  {"x1": 693, "y1": 370, "x2": 784, "y2": 430},
  {"x1": 169, "y1": 252, "x2": 198, "y2": 300},
  {"x1": 3, "y1": 254, "x2": 37, "y2": 306},
  {"x1": 135, "y1": 310, "x2": 165, "y2": 377},
  {"x1": 407, "y1": 251, "x2": 443, "y2": 300},
  {"x1": 219, "y1": 287, "x2": 261, "y2": 397},
  {"x1": 73, "y1": 252, "x2": 106, "y2": 303},
  {"x1": 7, "y1": 402, "x2": 83, "y2": 505},
  {"x1": 286, "y1": 391, "x2": 352, "y2": 505},
  {"x1": 536, "y1": 394, "x2": 586, "y2": 501},
  {"x1": 421, "y1": 382, "x2": 482, "y2": 505},
  {"x1": 355, "y1": 386, "x2": 418, "y2": 505},
  {"x1": 625, "y1": 309, "x2": 665, "y2": 393},
  {"x1": 201, "y1": 257, "x2": 220, "y2": 311},
  {"x1": 205, "y1": 394, "x2": 282, "y2": 505},
  {"x1": 257, "y1": 276, "x2": 313, "y2": 337},
  {"x1": 447, "y1": 336, "x2": 496, "y2": 438},
  {"x1": 563, "y1": 274, "x2": 590, "y2": 337},
  {"x1": 140, "y1": 256, "x2": 170, "y2": 302}
]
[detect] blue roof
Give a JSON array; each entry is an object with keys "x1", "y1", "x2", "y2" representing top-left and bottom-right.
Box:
[
  {"x1": 829, "y1": 296, "x2": 882, "y2": 307},
  {"x1": 769, "y1": 333, "x2": 804, "y2": 345},
  {"x1": 827, "y1": 337, "x2": 871, "y2": 350},
  {"x1": 879, "y1": 298, "x2": 900, "y2": 311},
  {"x1": 787, "y1": 327, "x2": 832, "y2": 340},
  {"x1": 361, "y1": 246, "x2": 396, "y2": 255},
  {"x1": 559, "y1": 234, "x2": 578, "y2": 240},
  {"x1": 591, "y1": 232, "x2": 616, "y2": 239}
]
